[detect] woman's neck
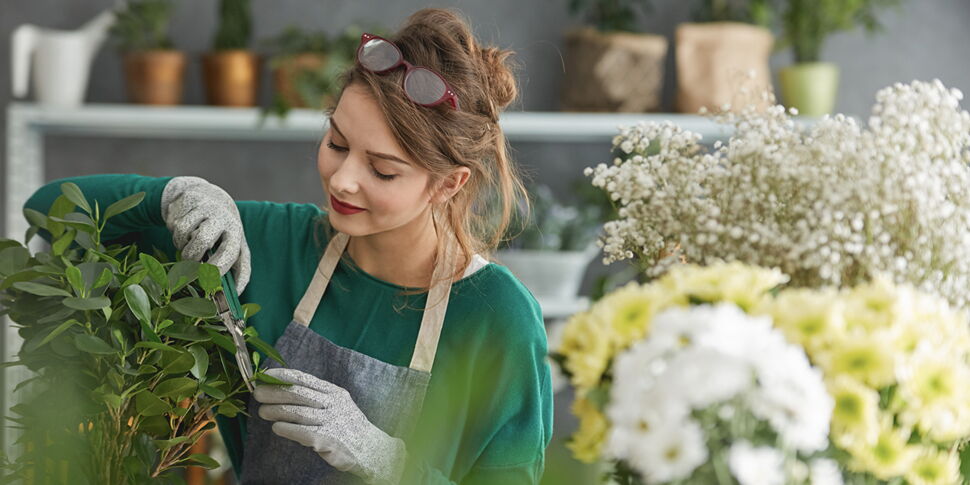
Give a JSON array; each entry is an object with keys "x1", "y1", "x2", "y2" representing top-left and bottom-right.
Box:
[{"x1": 346, "y1": 212, "x2": 440, "y2": 289}]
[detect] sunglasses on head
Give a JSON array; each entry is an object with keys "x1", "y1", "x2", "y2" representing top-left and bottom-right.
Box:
[{"x1": 356, "y1": 32, "x2": 460, "y2": 111}]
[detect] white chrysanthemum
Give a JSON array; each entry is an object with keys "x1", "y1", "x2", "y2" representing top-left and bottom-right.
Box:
[
  {"x1": 625, "y1": 419, "x2": 708, "y2": 484},
  {"x1": 809, "y1": 458, "x2": 844, "y2": 485},
  {"x1": 587, "y1": 79, "x2": 970, "y2": 312},
  {"x1": 728, "y1": 441, "x2": 786, "y2": 485}
]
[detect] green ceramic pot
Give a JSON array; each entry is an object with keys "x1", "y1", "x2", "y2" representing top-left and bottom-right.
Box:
[{"x1": 779, "y1": 62, "x2": 839, "y2": 116}]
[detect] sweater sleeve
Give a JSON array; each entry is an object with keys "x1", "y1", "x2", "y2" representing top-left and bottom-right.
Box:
[{"x1": 22, "y1": 173, "x2": 176, "y2": 256}]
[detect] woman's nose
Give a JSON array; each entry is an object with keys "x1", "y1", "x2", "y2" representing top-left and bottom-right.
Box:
[{"x1": 328, "y1": 156, "x2": 365, "y2": 194}]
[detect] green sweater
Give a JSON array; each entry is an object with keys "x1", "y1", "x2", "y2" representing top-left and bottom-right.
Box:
[{"x1": 24, "y1": 174, "x2": 553, "y2": 484}]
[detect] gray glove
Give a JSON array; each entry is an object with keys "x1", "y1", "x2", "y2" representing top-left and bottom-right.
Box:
[
  {"x1": 160, "y1": 176, "x2": 251, "y2": 294},
  {"x1": 254, "y1": 367, "x2": 408, "y2": 485}
]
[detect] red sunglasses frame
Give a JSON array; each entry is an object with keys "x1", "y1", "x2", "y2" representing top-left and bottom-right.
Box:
[{"x1": 356, "y1": 32, "x2": 460, "y2": 111}]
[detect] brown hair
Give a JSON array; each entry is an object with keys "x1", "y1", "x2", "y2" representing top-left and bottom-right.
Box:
[{"x1": 314, "y1": 8, "x2": 532, "y2": 309}]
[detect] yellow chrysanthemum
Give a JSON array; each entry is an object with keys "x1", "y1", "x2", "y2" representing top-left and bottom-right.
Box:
[
  {"x1": 821, "y1": 334, "x2": 897, "y2": 389},
  {"x1": 566, "y1": 396, "x2": 609, "y2": 464},
  {"x1": 827, "y1": 376, "x2": 880, "y2": 445},
  {"x1": 904, "y1": 447, "x2": 961, "y2": 485},
  {"x1": 558, "y1": 311, "x2": 613, "y2": 391},
  {"x1": 596, "y1": 281, "x2": 669, "y2": 348},
  {"x1": 659, "y1": 262, "x2": 787, "y2": 312},
  {"x1": 846, "y1": 419, "x2": 918, "y2": 480},
  {"x1": 760, "y1": 287, "x2": 844, "y2": 354}
]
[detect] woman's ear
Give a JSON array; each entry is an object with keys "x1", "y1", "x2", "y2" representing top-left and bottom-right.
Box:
[{"x1": 431, "y1": 167, "x2": 471, "y2": 204}]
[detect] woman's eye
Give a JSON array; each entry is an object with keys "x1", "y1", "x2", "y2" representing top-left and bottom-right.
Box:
[
  {"x1": 326, "y1": 140, "x2": 348, "y2": 152},
  {"x1": 371, "y1": 167, "x2": 397, "y2": 182}
]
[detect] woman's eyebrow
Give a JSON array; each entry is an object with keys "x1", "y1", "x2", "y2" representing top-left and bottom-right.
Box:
[{"x1": 329, "y1": 118, "x2": 411, "y2": 166}]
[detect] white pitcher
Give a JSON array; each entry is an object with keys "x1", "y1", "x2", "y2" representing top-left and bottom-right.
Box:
[{"x1": 11, "y1": 9, "x2": 116, "y2": 107}]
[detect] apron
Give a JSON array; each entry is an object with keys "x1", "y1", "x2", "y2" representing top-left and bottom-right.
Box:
[{"x1": 240, "y1": 227, "x2": 459, "y2": 484}]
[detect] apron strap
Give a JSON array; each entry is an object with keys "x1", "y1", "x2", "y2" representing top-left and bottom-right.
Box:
[
  {"x1": 293, "y1": 231, "x2": 350, "y2": 326},
  {"x1": 291, "y1": 228, "x2": 458, "y2": 373}
]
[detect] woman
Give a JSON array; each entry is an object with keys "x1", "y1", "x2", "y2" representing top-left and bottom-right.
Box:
[{"x1": 24, "y1": 7, "x2": 551, "y2": 485}]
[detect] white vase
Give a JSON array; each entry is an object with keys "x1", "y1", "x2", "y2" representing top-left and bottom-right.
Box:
[{"x1": 494, "y1": 244, "x2": 599, "y2": 300}]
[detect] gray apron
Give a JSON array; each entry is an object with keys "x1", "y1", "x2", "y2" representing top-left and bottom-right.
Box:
[{"x1": 240, "y1": 228, "x2": 459, "y2": 484}]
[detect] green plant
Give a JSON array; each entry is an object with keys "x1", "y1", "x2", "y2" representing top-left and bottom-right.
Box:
[
  {"x1": 261, "y1": 26, "x2": 331, "y2": 60},
  {"x1": 500, "y1": 181, "x2": 605, "y2": 252},
  {"x1": 777, "y1": 0, "x2": 903, "y2": 63},
  {"x1": 109, "y1": 0, "x2": 176, "y2": 51},
  {"x1": 691, "y1": 0, "x2": 773, "y2": 25},
  {"x1": 567, "y1": 0, "x2": 653, "y2": 33},
  {"x1": 0, "y1": 183, "x2": 286, "y2": 484},
  {"x1": 213, "y1": 0, "x2": 252, "y2": 50}
]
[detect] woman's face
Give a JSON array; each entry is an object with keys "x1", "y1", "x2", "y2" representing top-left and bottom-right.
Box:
[{"x1": 317, "y1": 83, "x2": 435, "y2": 237}]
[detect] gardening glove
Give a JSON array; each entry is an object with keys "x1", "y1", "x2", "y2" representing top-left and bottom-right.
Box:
[
  {"x1": 160, "y1": 176, "x2": 251, "y2": 294},
  {"x1": 253, "y1": 367, "x2": 408, "y2": 485}
]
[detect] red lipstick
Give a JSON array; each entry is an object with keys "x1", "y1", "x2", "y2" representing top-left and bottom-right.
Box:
[{"x1": 331, "y1": 195, "x2": 366, "y2": 214}]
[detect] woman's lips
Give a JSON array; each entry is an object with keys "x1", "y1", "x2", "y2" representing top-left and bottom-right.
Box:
[{"x1": 331, "y1": 195, "x2": 366, "y2": 214}]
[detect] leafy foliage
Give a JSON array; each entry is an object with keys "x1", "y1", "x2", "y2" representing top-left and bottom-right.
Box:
[
  {"x1": 776, "y1": 0, "x2": 903, "y2": 63},
  {"x1": 690, "y1": 0, "x2": 774, "y2": 26},
  {"x1": 109, "y1": 0, "x2": 177, "y2": 51},
  {"x1": 566, "y1": 0, "x2": 653, "y2": 32},
  {"x1": 0, "y1": 183, "x2": 284, "y2": 483},
  {"x1": 213, "y1": 0, "x2": 252, "y2": 50}
]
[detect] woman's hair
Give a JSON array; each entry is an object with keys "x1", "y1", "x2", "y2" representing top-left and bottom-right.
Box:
[{"x1": 315, "y1": 8, "x2": 533, "y2": 308}]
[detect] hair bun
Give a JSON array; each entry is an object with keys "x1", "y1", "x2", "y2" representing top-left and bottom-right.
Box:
[{"x1": 478, "y1": 46, "x2": 517, "y2": 112}]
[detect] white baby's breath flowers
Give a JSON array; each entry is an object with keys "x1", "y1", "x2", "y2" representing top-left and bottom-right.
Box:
[{"x1": 584, "y1": 79, "x2": 970, "y2": 311}]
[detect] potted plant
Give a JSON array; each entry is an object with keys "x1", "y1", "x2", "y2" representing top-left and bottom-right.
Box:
[
  {"x1": 560, "y1": 0, "x2": 668, "y2": 112},
  {"x1": 676, "y1": 0, "x2": 775, "y2": 114},
  {"x1": 202, "y1": 0, "x2": 260, "y2": 107},
  {"x1": 110, "y1": 0, "x2": 185, "y2": 105},
  {"x1": 263, "y1": 26, "x2": 330, "y2": 110},
  {"x1": 776, "y1": 0, "x2": 902, "y2": 116},
  {"x1": 495, "y1": 182, "x2": 603, "y2": 301},
  {"x1": 0, "y1": 183, "x2": 285, "y2": 483}
]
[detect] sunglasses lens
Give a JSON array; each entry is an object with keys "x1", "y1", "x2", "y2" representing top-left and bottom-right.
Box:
[
  {"x1": 405, "y1": 68, "x2": 447, "y2": 105},
  {"x1": 359, "y1": 38, "x2": 400, "y2": 72}
]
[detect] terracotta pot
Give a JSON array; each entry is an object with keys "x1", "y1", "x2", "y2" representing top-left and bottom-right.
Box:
[
  {"x1": 560, "y1": 27, "x2": 668, "y2": 112},
  {"x1": 272, "y1": 52, "x2": 328, "y2": 108},
  {"x1": 123, "y1": 50, "x2": 186, "y2": 105},
  {"x1": 675, "y1": 22, "x2": 774, "y2": 114},
  {"x1": 779, "y1": 62, "x2": 839, "y2": 116},
  {"x1": 202, "y1": 50, "x2": 261, "y2": 107}
]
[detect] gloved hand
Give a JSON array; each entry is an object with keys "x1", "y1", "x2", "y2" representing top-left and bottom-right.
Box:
[
  {"x1": 253, "y1": 367, "x2": 408, "y2": 485},
  {"x1": 160, "y1": 176, "x2": 251, "y2": 294}
]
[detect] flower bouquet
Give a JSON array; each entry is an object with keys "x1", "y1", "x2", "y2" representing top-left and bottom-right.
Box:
[{"x1": 553, "y1": 263, "x2": 970, "y2": 484}]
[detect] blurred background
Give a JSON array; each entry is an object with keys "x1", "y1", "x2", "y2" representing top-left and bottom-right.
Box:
[{"x1": 2, "y1": 0, "x2": 970, "y2": 483}]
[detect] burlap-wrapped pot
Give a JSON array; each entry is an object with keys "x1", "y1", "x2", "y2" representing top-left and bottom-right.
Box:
[
  {"x1": 560, "y1": 27, "x2": 668, "y2": 112},
  {"x1": 675, "y1": 22, "x2": 773, "y2": 114}
]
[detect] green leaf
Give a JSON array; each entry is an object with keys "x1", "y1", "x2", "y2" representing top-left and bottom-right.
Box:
[
  {"x1": 134, "y1": 390, "x2": 169, "y2": 416},
  {"x1": 199, "y1": 383, "x2": 226, "y2": 400},
  {"x1": 63, "y1": 296, "x2": 111, "y2": 310},
  {"x1": 255, "y1": 372, "x2": 291, "y2": 386},
  {"x1": 65, "y1": 265, "x2": 84, "y2": 294},
  {"x1": 167, "y1": 260, "x2": 200, "y2": 292},
  {"x1": 248, "y1": 335, "x2": 286, "y2": 367},
  {"x1": 35, "y1": 319, "x2": 82, "y2": 349},
  {"x1": 161, "y1": 350, "x2": 196, "y2": 374},
  {"x1": 0, "y1": 269, "x2": 44, "y2": 291},
  {"x1": 170, "y1": 297, "x2": 217, "y2": 318},
  {"x1": 162, "y1": 323, "x2": 209, "y2": 342},
  {"x1": 124, "y1": 284, "x2": 152, "y2": 323},
  {"x1": 134, "y1": 341, "x2": 178, "y2": 352},
  {"x1": 198, "y1": 263, "x2": 222, "y2": 294},
  {"x1": 139, "y1": 254, "x2": 168, "y2": 289},
  {"x1": 216, "y1": 401, "x2": 241, "y2": 418},
  {"x1": 0, "y1": 247, "x2": 30, "y2": 276},
  {"x1": 46, "y1": 195, "x2": 76, "y2": 237},
  {"x1": 99, "y1": 392, "x2": 123, "y2": 410},
  {"x1": 12, "y1": 281, "x2": 72, "y2": 297},
  {"x1": 153, "y1": 436, "x2": 192, "y2": 451},
  {"x1": 242, "y1": 302, "x2": 261, "y2": 319},
  {"x1": 137, "y1": 364, "x2": 159, "y2": 375},
  {"x1": 204, "y1": 328, "x2": 236, "y2": 353},
  {"x1": 74, "y1": 334, "x2": 116, "y2": 355},
  {"x1": 93, "y1": 267, "x2": 113, "y2": 289},
  {"x1": 157, "y1": 319, "x2": 175, "y2": 332},
  {"x1": 154, "y1": 377, "x2": 197, "y2": 399},
  {"x1": 52, "y1": 228, "x2": 76, "y2": 256},
  {"x1": 49, "y1": 213, "x2": 97, "y2": 234},
  {"x1": 188, "y1": 346, "x2": 209, "y2": 380},
  {"x1": 252, "y1": 350, "x2": 261, "y2": 368},
  {"x1": 122, "y1": 269, "x2": 148, "y2": 287},
  {"x1": 60, "y1": 182, "x2": 92, "y2": 214},
  {"x1": 184, "y1": 454, "x2": 220, "y2": 469},
  {"x1": 138, "y1": 415, "x2": 170, "y2": 437},
  {"x1": 103, "y1": 192, "x2": 146, "y2": 221},
  {"x1": 23, "y1": 207, "x2": 48, "y2": 229}
]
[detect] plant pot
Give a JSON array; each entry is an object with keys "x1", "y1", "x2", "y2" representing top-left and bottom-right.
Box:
[
  {"x1": 272, "y1": 52, "x2": 328, "y2": 108},
  {"x1": 779, "y1": 62, "x2": 839, "y2": 116},
  {"x1": 675, "y1": 22, "x2": 774, "y2": 114},
  {"x1": 122, "y1": 49, "x2": 186, "y2": 105},
  {"x1": 202, "y1": 49, "x2": 261, "y2": 107},
  {"x1": 560, "y1": 27, "x2": 668, "y2": 112},
  {"x1": 494, "y1": 244, "x2": 599, "y2": 300}
]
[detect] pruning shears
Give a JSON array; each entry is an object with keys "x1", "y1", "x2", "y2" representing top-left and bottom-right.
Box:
[{"x1": 210, "y1": 264, "x2": 255, "y2": 393}]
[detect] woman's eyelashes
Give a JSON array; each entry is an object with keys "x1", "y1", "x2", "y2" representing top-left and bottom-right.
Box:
[{"x1": 326, "y1": 140, "x2": 398, "y2": 182}]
